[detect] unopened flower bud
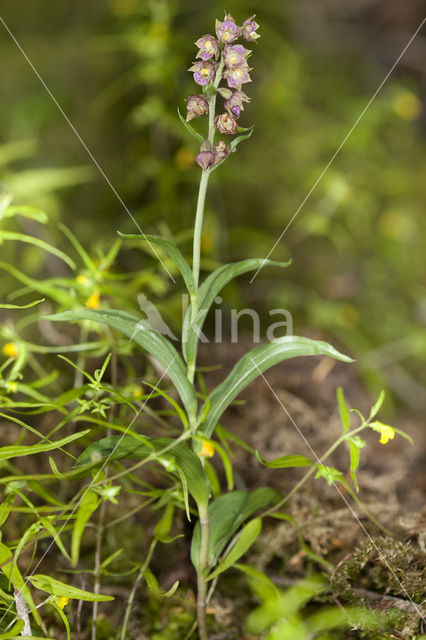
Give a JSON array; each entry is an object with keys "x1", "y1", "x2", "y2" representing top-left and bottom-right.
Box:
[
  {"x1": 215, "y1": 13, "x2": 241, "y2": 44},
  {"x1": 223, "y1": 44, "x2": 250, "y2": 69},
  {"x1": 215, "y1": 113, "x2": 238, "y2": 135},
  {"x1": 242, "y1": 15, "x2": 260, "y2": 41},
  {"x1": 200, "y1": 139, "x2": 212, "y2": 152},
  {"x1": 213, "y1": 140, "x2": 231, "y2": 165},
  {"x1": 186, "y1": 94, "x2": 209, "y2": 122},
  {"x1": 218, "y1": 87, "x2": 233, "y2": 100},
  {"x1": 224, "y1": 90, "x2": 250, "y2": 118},
  {"x1": 196, "y1": 150, "x2": 215, "y2": 170},
  {"x1": 195, "y1": 34, "x2": 220, "y2": 61},
  {"x1": 188, "y1": 61, "x2": 216, "y2": 86}
]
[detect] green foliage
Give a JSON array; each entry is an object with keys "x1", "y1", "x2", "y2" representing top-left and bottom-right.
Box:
[{"x1": 245, "y1": 574, "x2": 381, "y2": 639}]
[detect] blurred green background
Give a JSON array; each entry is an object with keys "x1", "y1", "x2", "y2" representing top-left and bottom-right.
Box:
[{"x1": 1, "y1": 1, "x2": 425, "y2": 411}]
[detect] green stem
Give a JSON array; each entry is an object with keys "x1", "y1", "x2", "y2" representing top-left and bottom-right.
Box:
[
  {"x1": 261, "y1": 423, "x2": 369, "y2": 519},
  {"x1": 120, "y1": 539, "x2": 157, "y2": 640},
  {"x1": 188, "y1": 58, "x2": 224, "y2": 385},
  {"x1": 196, "y1": 505, "x2": 210, "y2": 640}
]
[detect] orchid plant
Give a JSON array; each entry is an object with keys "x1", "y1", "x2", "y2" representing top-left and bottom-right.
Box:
[
  {"x1": 0, "y1": 12, "x2": 409, "y2": 640},
  {"x1": 45, "y1": 13, "x2": 355, "y2": 638}
]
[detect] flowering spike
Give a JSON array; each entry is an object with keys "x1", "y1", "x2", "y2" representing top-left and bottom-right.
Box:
[{"x1": 186, "y1": 95, "x2": 209, "y2": 122}]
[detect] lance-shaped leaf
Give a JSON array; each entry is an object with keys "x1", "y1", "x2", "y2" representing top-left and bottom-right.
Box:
[
  {"x1": 118, "y1": 232, "x2": 195, "y2": 295},
  {"x1": 0, "y1": 430, "x2": 89, "y2": 460},
  {"x1": 0, "y1": 299, "x2": 44, "y2": 309},
  {"x1": 177, "y1": 106, "x2": 204, "y2": 142},
  {"x1": 191, "y1": 488, "x2": 279, "y2": 571},
  {"x1": 28, "y1": 574, "x2": 113, "y2": 601},
  {"x1": 71, "y1": 490, "x2": 101, "y2": 566},
  {"x1": 207, "y1": 518, "x2": 262, "y2": 581},
  {"x1": 75, "y1": 435, "x2": 210, "y2": 510},
  {"x1": 200, "y1": 337, "x2": 352, "y2": 437},
  {"x1": 46, "y1": 308, "x2": 197, "y2": 421},
  {"x1": 182, "y1": 258, "x2": 291, "y2": 364},
  {"x1": 0, "y1": 231, "x2": 75, "y2": 269}
]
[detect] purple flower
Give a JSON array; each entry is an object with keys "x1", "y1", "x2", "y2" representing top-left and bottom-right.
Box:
[
  {"x1": 215, "y1": 13, "x2": 241, "y2": 44},
  {"x1": 188, "y1": 61, "x2": 216, "y2": 86},
  {"x1": 223, "y1": 44, "x2": 250, "y2": 69},
  {"x1": 195, "y1": 34, "x2": 220, "y2": 61},
  {"x1": 186, "y1": 95, "x2": 209, "y2": 122},
  {"x1": 215, "y1": 113, "x2": 238, "y2": 135},
  {"x1": 224, "y1": 90, "x2": 250, "y2": 118},
  {"x1": 242, "y1": 15, "x2": 260, "y2": 41},
  {"x1": 196, "y1": 150, "x2": 215, "y2": 170},
  {"x1": 224, "y1": 66, "x2": 252, "y2": 91}
]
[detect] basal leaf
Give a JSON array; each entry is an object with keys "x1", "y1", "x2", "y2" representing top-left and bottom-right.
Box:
[
  {"x1": 191, "y1": 488, "x2": 279, "y2": 570},
  {"x1": 200, "y1": 337, "x2": 352, "y2": 437}
]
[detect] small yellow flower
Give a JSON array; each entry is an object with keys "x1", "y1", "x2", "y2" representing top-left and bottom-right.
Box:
[
  {"x1": 85, "y1": 292, "x2": 100, "y2": 309},
  {"x1": 76, "y1": 274, "x2": 89, "y2": 286},
  {"x1": 57, "y1": 596, "x2": 69, "y2": 609},
  {"x1": 132, "y1": 386, "x2": 144, "y2": 399},
  {"x1": 2, "y1": 342, "x2": 19, "y2": 359},
  {"x1": 373, "y1": 421, "x2": 395, "y2": 445},
  {"x1": 7, "y1": 381, "x2": 18, "y2": 393},
  {"x1": 199, "y1": 439, "x2": 215, "y2": 458}
]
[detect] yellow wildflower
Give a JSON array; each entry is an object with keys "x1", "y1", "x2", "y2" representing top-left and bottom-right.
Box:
[
  {"x1": 373, "y1": 421, "x2": 395, "y2": 445},
  {"x1": 199, "y1": 439, "x2": 215, "y2": 458},
  {"x1": 2, "y1": 342, "x2": 19, "y2": 359},
  {"x1": 76, "y1": 274, "x2": 89, "y2": 286},
  {"x1": 7, "y1": 381, "x2": 18, "y2": 393},
  {"x1": 85, "y1": 292, "x2": 100, "y2": 309},
  {"x1": 132, "y1": 386, "x2": 144, "y2": 399},
  {"x1": 57, "y1": 596, "x2": 69, "y2": 609}
]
